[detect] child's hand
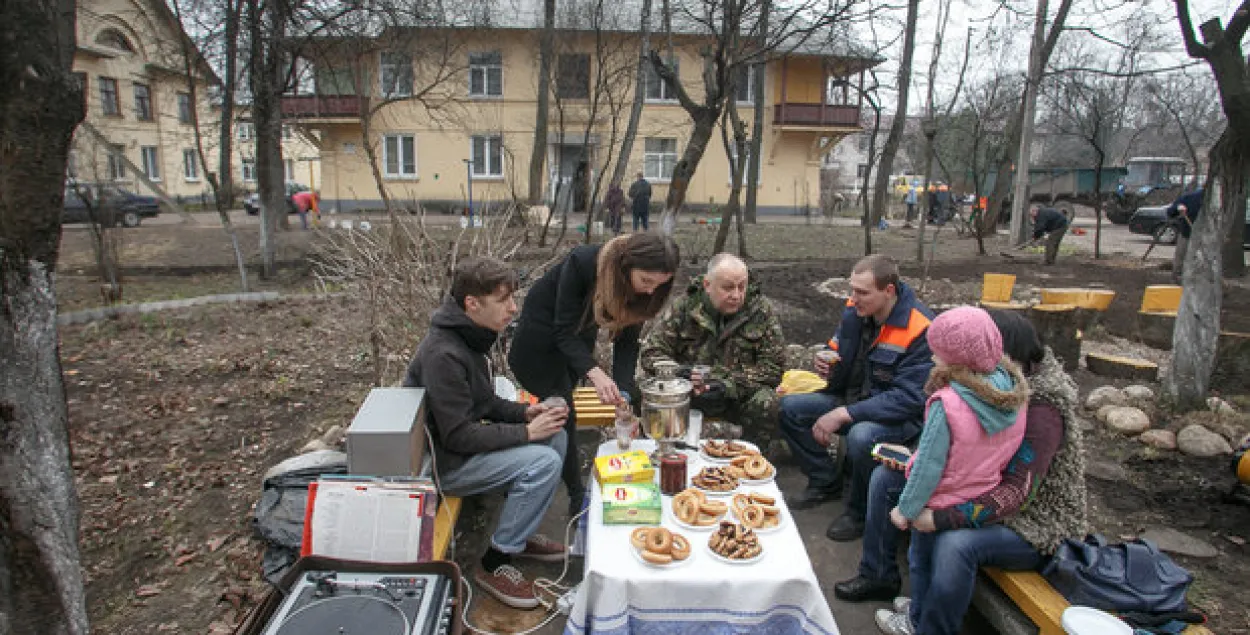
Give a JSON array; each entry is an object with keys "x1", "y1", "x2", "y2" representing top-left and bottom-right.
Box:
[{"x1": 889, "y1": 507, "x2": 910, "y2": 531}]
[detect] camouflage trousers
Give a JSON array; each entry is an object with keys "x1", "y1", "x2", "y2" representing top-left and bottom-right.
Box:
[{"x1": 697, "y1": 387, "x2": 780, "y2": 449}]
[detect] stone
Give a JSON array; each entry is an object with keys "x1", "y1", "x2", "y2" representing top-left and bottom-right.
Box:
[
  {"x1": 1139, "y1": 429, "x2": 1177, "y2": 450},
  {"x1": 1075, "y1": 416, "x2": 1096, "y2": 433},
  {"x1": 1123, "y1": 385, "x2": 1156, "y2": 402},
  {"x1": 1176, "y1": 424, "x2": 1233, "y2": 457},
  {"x1": 299, "y1": 439, "x2": 332, "y2": 454},
  {"x1": 1096, "y1": 405, "x2": 1118, "y2": 424},
  {"x1": 1085, "y1": 460, "x2": 1129, "y2": 483},
  {"x1": 1104, "y1": 407, "x2": 1151, "y2": 436},
  {"x1": 1085, "y1": 386, "x2": 1127, "y2": 411},
  {"x1": 1139, "y1": 527, "x2": 1220, "y2": 559},
  {"x1": 1208, "y1": 397, "x2": 1236, "y2": 415},
  {"x1": 319, "y1": 424, "x2": 345, "y2": 446}
]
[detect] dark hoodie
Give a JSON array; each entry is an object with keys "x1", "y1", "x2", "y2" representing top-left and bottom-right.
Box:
[{"x1": 403, "y1": 297, "x2": 529, "y2": 472}]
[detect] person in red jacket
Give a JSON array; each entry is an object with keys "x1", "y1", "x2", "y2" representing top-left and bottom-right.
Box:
[{"x1": 292, "y1": 190, "x2": 319, "y2": 230}]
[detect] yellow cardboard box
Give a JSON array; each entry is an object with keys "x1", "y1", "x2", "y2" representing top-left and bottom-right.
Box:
[
  {"x1": 593, "y1": 450, "x2": 655, "y2": 485},
  {"x1": 601, "y1": 482, "x2": 663, "y2": 525}
]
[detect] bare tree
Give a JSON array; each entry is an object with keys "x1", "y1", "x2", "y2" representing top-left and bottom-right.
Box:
[
  {"x1": 245, "y1": 0, "x2": 290, "y2": 278},
  {"x1": 0, "y1": 0, "x2": 91, "y2": 632},
  {"x1": 1143, "y1": 70, "x2": 1222, "y2": 188},
  {"x1": 1165, "y1": 0, "x2": 1249, "y2": 406},
  {"x1": 609, "y1": 0, "x2": 653, "y2": 194},
  {"x1": 867, "y1": 0, "x2": 919, "y2": 232}
]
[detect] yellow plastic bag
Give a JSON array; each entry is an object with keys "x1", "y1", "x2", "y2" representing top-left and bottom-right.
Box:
[{"x1": 776, "y1": 369, "x2": 826, "y2": 396}]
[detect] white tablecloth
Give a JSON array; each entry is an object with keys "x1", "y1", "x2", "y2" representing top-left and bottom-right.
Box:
[{"x1": 564, "y1": 440, "x2": 839, "y2": 635}]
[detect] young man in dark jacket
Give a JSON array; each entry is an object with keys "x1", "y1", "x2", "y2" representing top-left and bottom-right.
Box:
[
  {"x1": 1021, "y1": 206, "x2": 1069, "y2": 265},
  {"x1": 1167, "y1": 188, "x2": 1204, "y2": 282},
  {"x1": 628, "y1": 172, "x2": 652, "y2": 231},
  {"x1": 778, "y1": 254, "x2": 935, "y2": 542},
  {"x1": 403, "y1": 257, "x2": 570, "y2": 610}
]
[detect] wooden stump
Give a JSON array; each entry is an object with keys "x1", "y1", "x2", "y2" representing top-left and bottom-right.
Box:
[
  {"x1": 1213, "y1": 331, "x2": 1250, "y2": 394},
  {"x1": 1030, "y1": 304, "x2": 1080, "y2": 371},
  {"x1": 980, "y1": 301, "x2": 1031, "y2": 314},
  {"x1": 1135, "y1": 311, "x2": 1177, "y2": 350},
  {"x1": 1085, "y1": 352, "x2": 1159, "y2": 382}
]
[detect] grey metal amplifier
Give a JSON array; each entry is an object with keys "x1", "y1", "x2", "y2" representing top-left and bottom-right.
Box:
[{"x1": 346, "y1": 387, "x2": 427, "y2": 477}]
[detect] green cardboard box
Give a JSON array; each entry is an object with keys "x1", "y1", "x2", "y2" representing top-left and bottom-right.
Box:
[{"x1": 601, "y1": 482, "x2": 662, "y2": 525}]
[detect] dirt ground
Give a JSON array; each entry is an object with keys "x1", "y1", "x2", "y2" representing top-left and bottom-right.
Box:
[{"x1": 53, "y1": 217, "x2": 1250, "y2": 634}]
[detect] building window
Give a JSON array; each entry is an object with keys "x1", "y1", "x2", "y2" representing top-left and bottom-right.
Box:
[
  {"x1": 382, "y1": 134, "x2": 417, "y2": 178},
  {"x1": 67, "y1": 150, "x2": 79, "y2": 180},
  {"x1": 380, "y1": 52, "x2": 413, "y2": 97},
  {"x1": 177, "y1": 93, "x2": 193, "y2": 124},
  {"x1": 644, "y1": 57, "x2": 678, "y2": 101},
  {"x1": 99, "y1": 77, "x2": 120, "y2": 116},
  {"x1": 856, "y1": 163, "x2": 869, "y2": 179},
  {"x1": 735, "y1": 65, "x2": 758, "y2": 104},
  {"x1": 470, "y1": 135, "x2": 504, "y2": 177},
  {"x1": 284, "y1": 158, "x2": 295, "y2": 182},
  {"x1": 73, "y1": 72, "x2": 88, "y2": 109},
  {"x1": 241, "y1": 159, "x2": 256, "y2": 183},
  {"x1": 282, "y1": 125, "x2": 293, "y2": 140},
  {"x1": 107, "y1": 145, "x2": 126, "y2": 180},
  {"x1": 134, "y1": 83, "x2": 153, "y2": 121},
  {"x1": 183, "y1": 149, "x2": 199, "y2": 181},
  {"x1": 644, "y1": 137, "x2": 678, "y2": 181},
  {"x1": 556, "y1": 53, "x2": 590, "y2": 99},
  {"x1": 237, "y1": 121, "x2": 254, "y2": 141},
  {"x1": 469, "y1": 51, "x2": 503, "y2": 97},
  {"x1": 857, "y1": 132, "x2": 870, "y2": 152},
  {"x1": 140, "y1": 146, "x2": 160, "y2": 181},
  {"x1": 315, "y1": 66, "x2": 357, "y2": 96}
]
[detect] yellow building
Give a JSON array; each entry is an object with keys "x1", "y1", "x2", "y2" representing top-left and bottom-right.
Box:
[
  {"x1": 70, "y1": 0, "x2": 222, "y2": 203},
  {"x1": 232, "y1": 112, "x2": 324, "y2": 191},
  {"x1": 287, "y1": 6, "x2": 875, "y2": 216}
]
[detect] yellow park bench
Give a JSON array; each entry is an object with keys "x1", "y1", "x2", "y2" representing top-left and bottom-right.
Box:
[{"x1": 983, "y1": 568, "x2": 1213, "y2": 635}]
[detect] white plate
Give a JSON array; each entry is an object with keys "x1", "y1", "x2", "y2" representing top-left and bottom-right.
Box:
[
  {"x1": 705, "y1": 542, "x2": 765, "y2": 565},
  {"x1": 1061, "y1": 607, "x2": 1132, "y2": 635},
  {"x1": 698, "y1": 440, "x2": 760, "y2": 464},
  {"x1": 738, "y1": 467, "x2": 776, "y2": 486},
  {"x1": 631, "y1": 543, "x2": 695, "y2": 568},
  {"x1": 670, "y1": 509, "x2": 727, "y2": 531}
]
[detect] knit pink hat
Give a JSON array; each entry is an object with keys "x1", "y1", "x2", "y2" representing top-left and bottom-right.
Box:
[{"x1": 927, "y1": 306, "x2": 1003, "y2": 373}]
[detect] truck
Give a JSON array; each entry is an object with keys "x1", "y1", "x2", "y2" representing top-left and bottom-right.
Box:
[{"x1": 987, "y1": 157, "x2": 1190, "y2": 224}]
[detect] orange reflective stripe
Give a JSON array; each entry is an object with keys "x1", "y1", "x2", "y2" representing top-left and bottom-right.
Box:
[
  {"x1": 827, "y1": 338, "x2": 839, "y2": 350},
  {"x1": 872, "y1": 308, "x2": 931, "y2": 352}
]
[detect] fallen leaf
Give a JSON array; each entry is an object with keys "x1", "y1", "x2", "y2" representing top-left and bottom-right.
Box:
[
  {"x1": 175, "y1": 553, "x2": 197, "y2": 567},
  {"x1": 1228, "y1": 535, "x2": 1246, "y2": 546},
  {"x1": 136, "y1": 585, "x2": 162, "y2": 598},
  {"x1": 207, "y1": 535, "x2": 230, "y2": 552},
  {"x1": 99, "y1": 475, "x2": 119, "y2": 485}
]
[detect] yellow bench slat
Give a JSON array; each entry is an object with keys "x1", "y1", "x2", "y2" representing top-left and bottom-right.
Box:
[
  {"x1": 1141, "y1": 284, "x2": 1183, "y2": 314},
  {"x1": 432, "y1": 496, "x2": 462, "y2": 561}
]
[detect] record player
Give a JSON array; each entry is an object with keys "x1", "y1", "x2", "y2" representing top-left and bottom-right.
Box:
[{"x1": 260, "y1": 570, "x2": 455, "y2": 635}]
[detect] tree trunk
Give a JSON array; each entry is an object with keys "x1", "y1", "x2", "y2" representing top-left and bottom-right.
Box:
[
  {"x1": 610, "y1": 0, "x2": 652, "y2": 191},
  {"x1": 216, "y1": 0, "x2": 241, "y2": 210},
  {"x1": 868, "y1": 0, "x2": 919, "y2": 227},
  {"x1": 1167, "y1": 128, "x2": 1248, "y2": 406},
  {"x1": 659, "y1": 109, "x2": 720, "y2": 235},
  {"x1": 527, "y1": 0, "x2": 556, "y2": 206},
  {"x1": 0, "y1": 0, "x2": 92, "y2": 630},
  {"x1": 247, "y1": 0, "x2": 287, "y2": 278},
  {"x1": 1093, "y1": 153, "x2": 1104, "y2": 259},
  {"x1": 916, "y1": 129, "x2": 936, "y2": 261},
  {"x1": 743, "y1": 0, "x2": 769, "y2": 224}
]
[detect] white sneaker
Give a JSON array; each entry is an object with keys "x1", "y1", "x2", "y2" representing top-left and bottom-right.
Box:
[
  {"x1": 875, "y1": 608, "x2": 915, "y2": 635},
  {"x1": 892, "y1": 596, "x2": 911, "y2": 616}
]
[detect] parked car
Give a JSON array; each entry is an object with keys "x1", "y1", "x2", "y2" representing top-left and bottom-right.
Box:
[
  {"x1": 244, "y1": 182, "x2": 308, "y2": 215},
  {"x1": 1128, "y1": 205, "x2": 1176, "y2": 244},
  {"x1": 63, "y1": 184, "x2": 160, "y2": 227}
]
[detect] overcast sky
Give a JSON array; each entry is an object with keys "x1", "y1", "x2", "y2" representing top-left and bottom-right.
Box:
[{"x1": 864, "y1": 0, "x2": 1241, "y2": 115}]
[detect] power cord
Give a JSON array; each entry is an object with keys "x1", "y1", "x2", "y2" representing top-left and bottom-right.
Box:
[{"x1": 426, "y1": 418, "x2": 589, "y2": 635}]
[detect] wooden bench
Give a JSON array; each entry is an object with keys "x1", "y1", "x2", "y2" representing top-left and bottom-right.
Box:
[
  {"x1": 431, "y1": 495, "x2": 462, "y2": 561},
  {"x1": 983, "y1": 568, "x2": 1213, "y2": 635}
]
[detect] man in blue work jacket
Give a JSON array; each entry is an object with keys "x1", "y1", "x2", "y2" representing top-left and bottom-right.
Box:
[{"x1": 778, "y1": 254, "x2": 935, "y2": 542}]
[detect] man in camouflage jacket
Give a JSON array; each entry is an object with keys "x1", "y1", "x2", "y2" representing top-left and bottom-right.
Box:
[{"x1": 640, "y1": 254, "x2": 786, "y2": 447}]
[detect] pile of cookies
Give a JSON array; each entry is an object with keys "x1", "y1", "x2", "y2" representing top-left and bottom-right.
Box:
[
  {"x1": 731, "y1": 493, "x2": 782, "y2": 530},
  {"x1": 691, "y1": 466, "x2": 739, "y2": 492},
  {"x1": 725, "y1": 454, "x2": 774, "y2": 481},
  {"x1": 630, "y1": 527, "x2": 691, "y2": 565},
  {"x1": 702, "y1": 440, "x2": 756, "y2": 459},
  {"x1": 672, "y1": 488, "x2": 728, "y2": 526},
  {"x1": 708, "y1": 522, "x2": 763, "y2": 560}
]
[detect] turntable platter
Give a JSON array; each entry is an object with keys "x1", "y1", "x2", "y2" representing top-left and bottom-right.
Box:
[{"x1": 274, "y1": 595, "x2": 408, "y2": 635}]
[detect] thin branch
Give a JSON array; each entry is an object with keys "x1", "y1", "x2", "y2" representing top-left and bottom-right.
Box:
[
  {"x1": 1225, "y1": 0, "x2": 1250, "y2": 44},
  {"x1": 1173, "y1": 0, "x2": 1210, "y2": 59}
]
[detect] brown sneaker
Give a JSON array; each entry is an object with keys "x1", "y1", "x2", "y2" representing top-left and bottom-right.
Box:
[
  {"x1": 474, "y1": 564, "x2": 539, "y2": 609},
  {"x1": 516, "y1": 534, "x2": 567, "y2": 562}
]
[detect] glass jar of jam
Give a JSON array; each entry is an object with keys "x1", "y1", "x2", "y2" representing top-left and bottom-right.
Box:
[{"x1": 659, "y1": 452, "x2": 688, "y2": 495}]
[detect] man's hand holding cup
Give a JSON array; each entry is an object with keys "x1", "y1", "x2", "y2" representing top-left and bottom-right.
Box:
[{"x1": 814, "y1": 349, "x2": 839, "y2": 378}]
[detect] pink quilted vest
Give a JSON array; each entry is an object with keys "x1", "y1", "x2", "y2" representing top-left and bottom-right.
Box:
[{"x1": 910, "y1": 385, "x2": 1026, "y2": 510}]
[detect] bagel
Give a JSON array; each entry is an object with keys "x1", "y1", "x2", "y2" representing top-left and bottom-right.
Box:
[
  {"x1": 699, "y1": 500, "x2": 728, "y2": 516},
  {"x1": 742, "y1": 504, "x2": 766, "y2": 528},
  {"x1": 642, "y1": 549, "x2": 674, "y2": 565},
  {"x1": 761, "y1": 504, "x2": 780, "y2": 517},
  {"x1": 744, "y1": 456, "x2": 771, "y2": 480},
  {"x1": 748, "y1": 493, "x2": 775, "y2": 506},
  {"x1": 674, "y1": 496, "x2": 700, "y2": 525},
  {"x1": 647, "y1": 527, "x2": 673, "y2": 554},
  {"x1": 670, "y1": 534, "x2": 691, "y2": 561},
  {"x1": 630, "y1": 527, "x2": 652, "y2": 550},
  {"x1": 731, "y1": 494, "x2": 751, "y2": 516}
]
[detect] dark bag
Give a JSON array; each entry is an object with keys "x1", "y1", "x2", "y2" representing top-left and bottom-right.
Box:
[{"x1": 1042, "y1": 534, "x2": 1192, "y2": 614}]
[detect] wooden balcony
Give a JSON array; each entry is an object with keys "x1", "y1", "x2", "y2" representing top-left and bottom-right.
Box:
[
  {"x1": 773, "y1": 103, "x2": 860, "y2": 128},
  {"x1": 281, "y1": 95, "x2": 361, "y2": 119}
]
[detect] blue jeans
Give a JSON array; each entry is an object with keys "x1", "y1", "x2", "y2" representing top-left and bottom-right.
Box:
[
  {"x1": 778, "y1": 393, "x2": 920, "y2": 518},
  {"x1": 908, "y1": 525, "x2": 1042, "y2": 635},
  {"x1": 438, "y1": 431, "x2": 566, "y2": 554},
  {"x1": 858, "y1": 465, "x2": 908, "y2": 584}
]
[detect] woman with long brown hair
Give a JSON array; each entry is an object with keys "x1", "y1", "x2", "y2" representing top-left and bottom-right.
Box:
[{"x1": 509, "y1": 233, "x2": 681, "y2": 514}]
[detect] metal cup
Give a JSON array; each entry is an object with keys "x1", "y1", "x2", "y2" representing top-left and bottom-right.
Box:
[
  {"x1": 815, "y1": 350, "x2": 839, "y2": 365},
  {"x1": 541, "y1": 396, "x2": 568, "y2": 410}
]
